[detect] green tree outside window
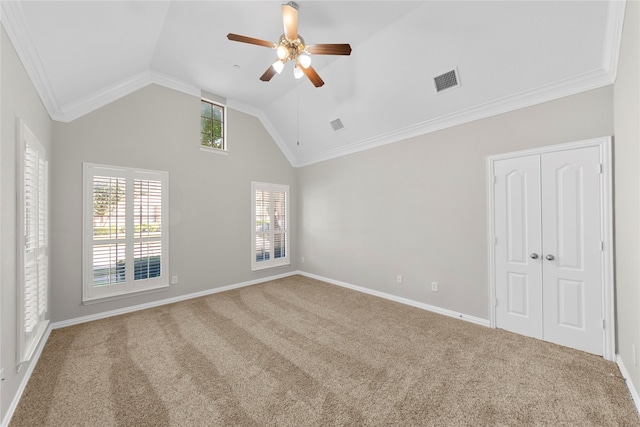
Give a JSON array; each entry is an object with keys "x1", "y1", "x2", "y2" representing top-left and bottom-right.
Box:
[{"x1": 201, "y1": 100, "x2": 224, "y2": 150}]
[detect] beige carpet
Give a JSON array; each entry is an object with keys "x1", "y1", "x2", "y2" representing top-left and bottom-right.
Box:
[{"x1": 10, "y1": 275, "x2": 640, "y2": 426}]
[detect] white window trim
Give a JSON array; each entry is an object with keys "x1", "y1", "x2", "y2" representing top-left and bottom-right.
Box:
[
  {"x1": 82, "y1": 163, "x2": 169, "y2": 303},
  {"x1": 16, "y1": 118, "x2": 49, "y2": 364},
  {"x1": 251, "y1": 182, "x2": 290, "y2": 271},
  {"x1": 200, "y1": 97, "x2": 227, "y2": 153}
]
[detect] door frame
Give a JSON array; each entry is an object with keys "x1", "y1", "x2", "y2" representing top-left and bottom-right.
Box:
[{"x1": 487, "y1": 136, "x2": 614, "y2": 361}]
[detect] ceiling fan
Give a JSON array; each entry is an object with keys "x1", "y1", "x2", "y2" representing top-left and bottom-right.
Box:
[{"x1": 227, "y1": 1, "x2": 352, "y2": 87}]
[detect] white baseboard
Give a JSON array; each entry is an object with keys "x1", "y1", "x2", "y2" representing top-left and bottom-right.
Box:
[
  {"x1": 617, "y1": 355, "x2": 640, "y2": 417},
  {"x1": 1, "y1": 325, "x2": 52, "y2": 427},
  {"x1": 52, "y1": 271, "x2": 299, "y2": 329},
  {"x1": 2, "y1": 272, "x2": 298, "y2": 426},
  {"x1": 299, "y1": 271, "x2": 490, "y2": 327},
  {"x1": 5, "y1": 272, "x2": 635, "y2": 426}
]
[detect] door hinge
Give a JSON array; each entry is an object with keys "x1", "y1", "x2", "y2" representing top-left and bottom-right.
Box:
[
  {"x1": 492, "y1": 175, "x2": 497, "y2": 184},
  {"x1": 494, "y1": 236, "x2": 498, "y2": 245},
  {"x1": 602, "y1": 319, "x2": 605, "y2": 329},
  {"x1": 601, "y1": 241, "x2": 605, "y2": 251},
  {"x1": 599, "y1": 163, "x2": 603, "y2": 174},
  {"x1": 495, "y1": 298, "x2": 498, "y2": 307}
]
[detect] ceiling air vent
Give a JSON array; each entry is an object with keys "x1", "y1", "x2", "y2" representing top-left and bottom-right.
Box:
[
  {"x1": 434, "y1": 69, "x2": 460, "y2": 93},
  {"x1": 330, "y1": 118, "x2": 344, "y2": 131}
]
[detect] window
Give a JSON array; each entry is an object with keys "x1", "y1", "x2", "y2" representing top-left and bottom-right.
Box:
[
  {"x1": 251, "y1": 182, "x2": 290, "y2": 270},
  {"x1": 200, "y1": 99, "x2": 226, "y2": 151},
  {"x1": 83, "y1": 163, "x2": 169, "y2": 303},
  {"x1": 17, "y1": 119, "x2": 48, "y2": 363}
]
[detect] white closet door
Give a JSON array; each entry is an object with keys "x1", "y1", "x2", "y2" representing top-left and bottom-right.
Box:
[
  {"x1": 494, "y1": 156, "x2": 543, "y2": 339},
  {"x1": 541, "y1": 146, "x2": 603, "y2": 354}
]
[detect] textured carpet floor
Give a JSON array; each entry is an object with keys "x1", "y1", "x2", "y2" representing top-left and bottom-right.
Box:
[{"x1": 10, "y1": 275, "x2": 640, "y2": 426}]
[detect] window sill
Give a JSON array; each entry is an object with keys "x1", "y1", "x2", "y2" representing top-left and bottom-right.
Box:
[
  {"x1": 83, "y1": 284, "x2": 169, "y2": 305},
  {"x1": 251, "y1": 260, "x2": 291, "y2": 272},
  {"x1": 199, "y1": 146, "x2": 228, "y2": 156}
]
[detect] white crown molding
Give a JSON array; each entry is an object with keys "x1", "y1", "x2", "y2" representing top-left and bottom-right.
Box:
[
  {"x1": 56, "y1": 70, "x2": 200, "y2": 123},
  {"x1": 602, "y1": 0, "x2": 627, "y2": 78},
  {"x1": 56, "y1": 71, "x2": 153, "y2": 122},
  {"x1": 2, "y1": 0, "x2": 626, "y2": 167},
  {"x1": 227, "y1": 99, "x2": 297, "y2": 166},
  {"x1": 292, "y1": 68, "x2": 615, "y2": 167},
  {"x1": 0, "y1": 1, "x2": 62, "y2": 117},
  {"x1": 150, "y1": 70, "x2": 201, "y2": 98},
  {"x1": 290, "y1": 0, "x2": 627, "y2": 168}
]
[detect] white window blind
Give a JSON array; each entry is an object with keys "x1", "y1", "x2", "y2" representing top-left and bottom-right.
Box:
[
  {"x1": 83, "y1": 164, "x2": 169, "y2": 303},
  {"x1": 251, "y1": 182, "x2": 289, "y2": 270},
  {"x1": 17, "y1": 118, "x2": 49, "y2": 364}
]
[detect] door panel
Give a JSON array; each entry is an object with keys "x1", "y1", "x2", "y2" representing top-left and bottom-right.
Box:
[
  {"x1": 555, "y1": 164, "x2": 584, "y2": 270},
  {"x1": 556, "y1": 279, "x2": 585, "y2": 329},
  {"x1": 541, "y1": 146, "x2": 602, "y2": 354},
  {"x1": 507, "y1": 272, "x2": 530, "y2": 316},
  {"x1": 494, "y1": 156, "x2": 542, "y2": 339}
]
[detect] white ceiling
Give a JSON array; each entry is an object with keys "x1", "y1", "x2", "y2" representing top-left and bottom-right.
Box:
[{"x1": 1, "y1": 1, "x2": 624, "y2": 166}]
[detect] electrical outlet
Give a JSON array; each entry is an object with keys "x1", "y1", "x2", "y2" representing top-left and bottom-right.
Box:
[
  {"x1": 171, "y1": 275, "x2": 178, "y2": 285},
  {"x1": 431, "y1": 281, "x2": 438, "y2": 292},
  {"x1": 397, "y1": 275, "x2": 402, "y2": 284}
]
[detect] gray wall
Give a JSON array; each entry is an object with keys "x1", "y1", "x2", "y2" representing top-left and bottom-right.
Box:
[
  {"x1": 297, "y1": 86, "x2": 613, "y2": 320},
  {"x1": 3, "y1": 4, "x2": 639, "y2": 421},
  {"x1": 0, "y1": 26, "x2": 53, "y2": 420},
  {"x1": 614, "y1": 0, "x2": 640, "y2": 398},
  {"x1": 51, "y1": 84, "x2": 297, "y2": 322}
]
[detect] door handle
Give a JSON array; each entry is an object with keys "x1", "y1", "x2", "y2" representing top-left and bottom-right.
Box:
[
  {"x1": 545, "y1": 254, "x2": 555, "y2": 261},
  {"x1": 530, "y1": 253, "x2": 539, "y2": 259}
]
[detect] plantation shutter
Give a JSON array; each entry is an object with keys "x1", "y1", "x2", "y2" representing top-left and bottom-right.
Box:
[
  {"x1": 18, "y1": 119, "x2": 49, "y2": 363},
  {"x1": 251, "y1": 182, "x2": 290, "y2": 270},
  {"x1": 83, "y1": 164, "x2": 169, "y2": 302},
  {"x1": 24, "y1": 139, "x2": 39, "y2": 334},
  {"x1": 272, "y1": 190, "x2": 287, "y2": 260},
  {"x1": 91, "y1": 173, "x2": 127, "y2": 287},
  {"x1": 133, "y1": 177, "x2": 163, "y2": 280}
]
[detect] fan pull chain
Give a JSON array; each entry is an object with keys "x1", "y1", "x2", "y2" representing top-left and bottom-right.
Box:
[{"x1": 296, "y1": 84, "x2": 300, "y2": 146}]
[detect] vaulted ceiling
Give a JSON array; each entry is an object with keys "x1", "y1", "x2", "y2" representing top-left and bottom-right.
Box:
[{"x1": 1, "y1": 1, "x2": 624, "y2": 166}]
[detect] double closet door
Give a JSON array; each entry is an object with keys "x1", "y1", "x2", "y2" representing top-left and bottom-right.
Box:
[{"x1": 493, "y1": 146, "x2": 603, "y2": 355}]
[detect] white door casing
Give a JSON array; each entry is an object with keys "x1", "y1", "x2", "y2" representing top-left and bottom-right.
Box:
[{"x1": 488, "y1": 137, "x2": 614, "y2": 360}]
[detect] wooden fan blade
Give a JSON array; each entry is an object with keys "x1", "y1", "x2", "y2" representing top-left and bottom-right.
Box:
[
  {"x1": 260, "y1": 65, "x2": 278, "y2": 82},
  {"x1": 227, "y1": 33, "x2": 275, "y2": 48},
  {"x1": 301, "y1": 65, "x2": 324, "y2": 87},
  {"x1": 282, "y1": 3, "x2": 298, "y2": 41},
  {"x1": 306, "y1": 44, "x2": 352, "y2": 55}
]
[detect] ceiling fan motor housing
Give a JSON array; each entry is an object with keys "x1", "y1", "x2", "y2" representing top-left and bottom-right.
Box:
[
  {"x1": 278, "y1": 34, "x2": 306, "y2": 62},
  {"x1": 227, "y1": 0, "x2": 350, "y2": 88}
]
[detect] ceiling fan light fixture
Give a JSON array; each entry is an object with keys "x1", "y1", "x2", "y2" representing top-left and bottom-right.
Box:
[
  {"x1": 299, "y1": 54, "x2": 311, "y2": 69},
  {"x1": 227, "y1": 2, "x2": 351, "y2": 88},
  {"x1": 276, "y1": 45, "x2": 289, "y2": 60},
  {"x1": 273, "y1": 60, "x2": 285, "y2": 74}
]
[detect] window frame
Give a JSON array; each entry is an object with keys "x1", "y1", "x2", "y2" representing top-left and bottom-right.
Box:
[
  {"x1": 200, "y1": 98, "x2": 227, "y2": 153},
  {"x1": 16, "y1": 118, "x2": 49, "y2": 364},
  {"x1": 82, "y1": 163, "x2": 169, "y2": 304},
  {"x1": 251, "y1": 182, "x2": 290, "y2": 271}
]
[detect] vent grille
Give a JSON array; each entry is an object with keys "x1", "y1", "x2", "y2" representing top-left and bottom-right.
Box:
[
  {"x1": 434, "y1": 69, "x2": 459, "y2": 93},
  {"x1": 330, "y1": 118, "x2": 344, "y2": 131}
]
